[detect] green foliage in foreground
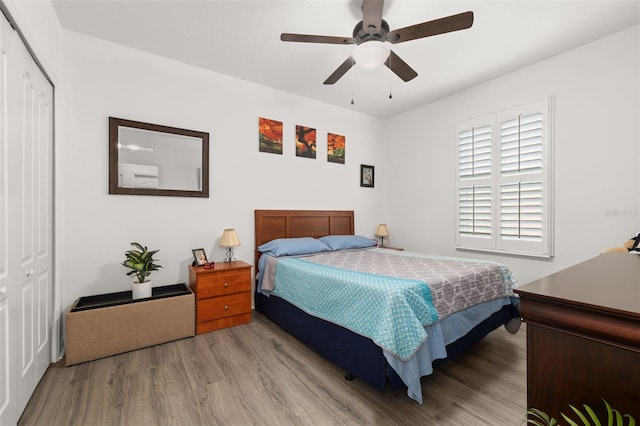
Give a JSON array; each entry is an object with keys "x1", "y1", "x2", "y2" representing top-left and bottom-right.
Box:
[{"x1": 525, "y1": 399, "x2": 636, "y2": 426}]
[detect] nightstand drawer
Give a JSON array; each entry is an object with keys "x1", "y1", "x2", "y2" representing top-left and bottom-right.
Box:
[
  {"x1": 197, "y1": 269, "x2": 251, "y2": 298},
  {"x1": 197, "y1": 292, "x2": 251, "y2": 322},
  {"x1": 196, "y1": 312, "x2": 251, "y2": 334}
]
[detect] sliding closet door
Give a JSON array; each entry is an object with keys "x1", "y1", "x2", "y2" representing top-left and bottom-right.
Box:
[{"x1": 0, "y1": 11, "x2": 54, "y2": 425}]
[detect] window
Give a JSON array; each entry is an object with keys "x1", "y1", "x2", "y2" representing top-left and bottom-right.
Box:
[{"x1": 456, "y1": 98, "x2": 553, "y2": 257}]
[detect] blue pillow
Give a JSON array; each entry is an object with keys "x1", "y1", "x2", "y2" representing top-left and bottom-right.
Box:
[
  {"x1": 318, "y1": 235, "x2": 377, "y2": 251},
  {"x1": 257, "y1": 237, "x2": 331, "y2": 257}
]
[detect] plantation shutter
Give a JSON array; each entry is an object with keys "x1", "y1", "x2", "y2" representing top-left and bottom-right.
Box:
[
  {"x1": 456, "y1": 115, "x2": 494, "y2": 250},
  {"x1": 459, "y1": 125, "x2": 492, "y2": 178},
  {"x1": 500, "y1": 181, "x2": 543, "y2": 239},
  {"x1": 459, "y1": 185, "x2": 492, "y2": 235},
  {"x1": 497, "y1": 100, "x2": 551, "y2": 256},
  {"x1": 456, "y1": 98, "x2": 552, "y2": 257},
  {"x1": 500, "y1": 113, "x2": 543, "y2": 174}
]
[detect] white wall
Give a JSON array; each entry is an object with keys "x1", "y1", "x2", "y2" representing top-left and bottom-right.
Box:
[
  {"x1": 59, "y1": 31, "x2": 387, "y2": 312},
  {"x1": 385, "y1": 25, "x2": 640, "y2": 285}
]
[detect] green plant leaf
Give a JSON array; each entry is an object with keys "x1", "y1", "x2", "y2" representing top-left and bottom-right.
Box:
[
  {"x1": 529, "y1": 401, "x2": 635, "y2": 426},
  {"x1": 130, "y1": 242, "x2": 145, "y2": 251},
  {"x1": 526, "y1": 408, "x2": 557, "y2": 426},
  {"x1": 582, "y1": 404, "x2": 601, "y2": 426},
  {"x1": 614, "y1": 410, "x2": 622, "y2": 426},
  {"x1": 605, "y1": 400, "x2": 614, "y2": 426},
  {"x1": 568, "y1": 404, "x2": 597, "y2": 426},
  {"x1": 560, "y1": 415, "x2": 581, "y2": 426}
]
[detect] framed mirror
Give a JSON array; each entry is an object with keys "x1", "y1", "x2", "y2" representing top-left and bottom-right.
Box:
[{"x1": 109, "y1": 117, "x2": 209, "y2": 197}]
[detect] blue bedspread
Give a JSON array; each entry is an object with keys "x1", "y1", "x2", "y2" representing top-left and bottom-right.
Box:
[{"x1": 272, "y1": 257, "x2": 440, "y2": 360}]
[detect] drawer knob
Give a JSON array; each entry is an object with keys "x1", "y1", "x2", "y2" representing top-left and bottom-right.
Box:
[
  {"x1": 224, "y1": 305, "x2": 229, "y2": 310},
  {"x1": 224, "y1": 282, "x2": 229, "y2": 288}
]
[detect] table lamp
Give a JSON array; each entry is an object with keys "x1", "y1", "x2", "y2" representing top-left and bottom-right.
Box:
[
  {"x1": 375, "y1": 224, "x2": 389, "y2": 248},
  {"x1": 219, "y1": 229, "x2": 240, "y2": 263}
]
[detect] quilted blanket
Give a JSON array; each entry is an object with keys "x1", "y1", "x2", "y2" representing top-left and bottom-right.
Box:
[
  {"x1": 272, "y1": 257, "x2": 439, "y2": 360},
  {"x1": 295, "y1": 248, "x2": 517, "y2": 319},
  {"x1": 265, "y1": 248, "x2": 517, "y2": 361}
]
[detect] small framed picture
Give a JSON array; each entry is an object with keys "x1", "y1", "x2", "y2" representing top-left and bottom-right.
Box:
[
  {"x1": 192, "y1": 248, "x2": 208, "y2": 266},
  {"x1": 360, "y1": 164, "x2": 374, "y2": 188}
]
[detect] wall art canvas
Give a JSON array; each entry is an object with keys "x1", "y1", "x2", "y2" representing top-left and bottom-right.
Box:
[
  {"x1": 327, "y1": 133, "x2": 345, "y2": 164},
  {"x1": 259, "y1": 117, "x2": 283, "y2": 154},
  {"x1": 295, "y1": 125, "x2": 316, "y2": 159}
]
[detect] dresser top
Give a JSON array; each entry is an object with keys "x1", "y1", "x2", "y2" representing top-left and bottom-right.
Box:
[{"x1": 515, "y1": 253, "x2": 640, "y2": 317}]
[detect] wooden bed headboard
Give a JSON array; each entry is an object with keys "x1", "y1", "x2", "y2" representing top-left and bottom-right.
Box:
[{"x1": 254, "y1": 209, "x2": 354, "y2": 272}]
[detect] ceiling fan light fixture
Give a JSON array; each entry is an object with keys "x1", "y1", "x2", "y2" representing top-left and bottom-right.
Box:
[{"x1": 352, "y1": 41, "x2": 390, "y2": 69}]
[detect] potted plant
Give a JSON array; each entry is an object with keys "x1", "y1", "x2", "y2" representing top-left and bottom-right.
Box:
[
  {"x1": 525, "y1": 399, "x2": 636, "y2": 426},
  {"x1": 122, "y1": 242, "x2": 162, "y2": 299}
]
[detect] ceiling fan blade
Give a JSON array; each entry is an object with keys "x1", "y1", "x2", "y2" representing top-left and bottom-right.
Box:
[
  {"x1": 362, "y1": 0, "x2": 384, "y2": 35},
  {"x1": 323, "y1": 56, "x2": 355, "y2": 85},
  {"x1": 385, "y1": 50, "x2": 418, "y2": 82},
  {"x1": 386, "y1": 11, "x2": 474, "y2": 44},
  {"x1": 281, "y1": 33, "x2": 356, "y2": 45}
]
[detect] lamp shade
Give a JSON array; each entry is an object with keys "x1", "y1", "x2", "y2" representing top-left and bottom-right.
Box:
[
  {"x1": 375, "y1": 224, "x2": 389, "y2": 237},
  {"x1": 353, "y1": 41, "x2": 390, "y2": 69},
  {"x1": 219, "y1": 229, "x2": 240, "y2": 247}
]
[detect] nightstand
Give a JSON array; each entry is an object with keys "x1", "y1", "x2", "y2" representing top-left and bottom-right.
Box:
[{"x1": 188, "y1": 261, "x2": 252, "y2": 334}]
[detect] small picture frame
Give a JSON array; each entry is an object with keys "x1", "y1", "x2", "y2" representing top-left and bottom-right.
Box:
[
  {"x1": 360, "y1": 164, "x2": 374, "y2": 188},
  {"x1": 192, "y1": 248, "x2": 208, "y2": 266}
]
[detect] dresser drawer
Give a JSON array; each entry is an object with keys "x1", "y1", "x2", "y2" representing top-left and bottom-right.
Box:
[
  {"x1": 196, "y1": 312, "x2": 252, "y2": 334},
  {"x1": 197, "y1": 292, "x2": 251, "y2": 322},
  {"x1": 196, "y1": 269, "x2": 250, "y2": 298}
]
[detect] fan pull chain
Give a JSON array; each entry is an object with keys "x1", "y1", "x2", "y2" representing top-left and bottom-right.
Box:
[
  {"x1": 388, "y1": 54, "x2": 393, "y2": 99},
  {"x1": 351, "y1": 57, "x2": 355, "y2": 105}
]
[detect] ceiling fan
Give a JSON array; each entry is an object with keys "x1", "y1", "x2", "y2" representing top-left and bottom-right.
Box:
[{"x1": 281, "y1": 0, "x2": 474, "y2": 85}]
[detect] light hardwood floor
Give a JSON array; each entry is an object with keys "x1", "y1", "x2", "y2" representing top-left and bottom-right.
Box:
[{"x1": 18, "y1": 312, "x2": 527, "y2": 425}]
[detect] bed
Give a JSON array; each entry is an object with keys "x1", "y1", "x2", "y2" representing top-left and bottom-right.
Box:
[{"x1": 253, "y1": 209, "x2": 520, "y2": 403}]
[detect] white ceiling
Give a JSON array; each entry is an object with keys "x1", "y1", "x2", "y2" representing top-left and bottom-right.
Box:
[{"x1": 52, "y1": 0, "x2": 640, "y2": 118}]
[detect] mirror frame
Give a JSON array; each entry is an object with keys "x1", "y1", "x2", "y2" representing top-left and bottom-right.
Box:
[{"x1": 109, "y1": 117, "x2": 209, "y2": 197}]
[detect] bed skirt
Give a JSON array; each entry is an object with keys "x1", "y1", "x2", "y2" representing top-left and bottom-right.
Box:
[{"x1": 255, "y1": 291, "x2": 519, "y2": 394}]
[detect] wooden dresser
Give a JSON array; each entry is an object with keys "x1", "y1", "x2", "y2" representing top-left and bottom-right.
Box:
[
  {"x1": 515, "y1": 253, "x2": 640, "y2": 419},
  {"x1": 189, "y1": 261, "x2": 252, "y2": 334}
]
